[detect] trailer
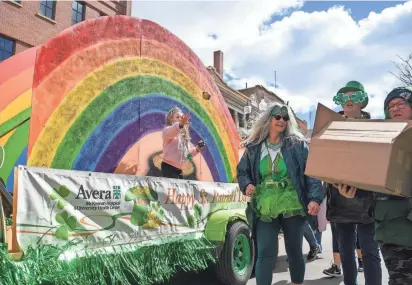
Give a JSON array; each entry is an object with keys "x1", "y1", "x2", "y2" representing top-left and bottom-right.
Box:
[{"x1": 0, "y1": 16, "x2": 255, "y2": 285}]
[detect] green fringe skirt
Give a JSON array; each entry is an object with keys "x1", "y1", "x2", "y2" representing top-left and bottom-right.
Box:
[{"x1": 0, "y1": 234, "x2": 216, "y2": 285}]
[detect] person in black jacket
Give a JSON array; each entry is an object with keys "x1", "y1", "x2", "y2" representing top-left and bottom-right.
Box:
[
  {"x1": 338, "y1": 86, "x2": 412, "y2": 285},
  {"x1": 326, "y1": 81, "x2": 382, "y2": 285}
]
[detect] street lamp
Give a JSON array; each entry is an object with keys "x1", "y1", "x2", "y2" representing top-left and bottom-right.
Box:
[
  {"x1": 243, "y1": 98, "x2": 269, "y2": 131},
  {"x1": 243, "y1": 104, "x2": 252, "y2": 131},
  {"x1": 243, "y1": 104, "x2": 252, "y2": 119}
]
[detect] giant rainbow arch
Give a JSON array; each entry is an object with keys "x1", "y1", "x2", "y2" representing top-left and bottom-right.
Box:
[
  {"x1": 27, "y1": 16, "x2": 239, "y2": 183},
  {"x1": 0, "y1": 47, "x2": 37, "y2": 192}
]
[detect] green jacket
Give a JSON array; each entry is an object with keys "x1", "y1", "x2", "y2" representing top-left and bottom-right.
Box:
[{"x1": 374, "y1": 196, "x2": 412, "y2": 247}]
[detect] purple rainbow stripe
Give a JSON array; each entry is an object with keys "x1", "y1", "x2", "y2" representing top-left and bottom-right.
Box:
[{"x1": 94, "y1": 112, "x2": 220, "y2": 181}]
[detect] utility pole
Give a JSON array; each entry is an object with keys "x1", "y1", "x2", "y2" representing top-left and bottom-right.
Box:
[
  {"x1": 309, "y1": 110, "x2": 312, "y2": 128},
  {"x1": 274, "y1": 71, "x2": 279, "y2": 88}
]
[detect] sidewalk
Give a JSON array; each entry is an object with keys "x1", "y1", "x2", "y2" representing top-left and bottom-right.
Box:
[
  {"x1": 246, "y1": 224, "x2": 389, "y2": 285},
  {"x1": 159, "y1": 224, "x2": 389, "y2": 285}
]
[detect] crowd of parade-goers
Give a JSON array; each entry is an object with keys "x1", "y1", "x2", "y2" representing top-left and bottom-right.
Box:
[
  {"x1": 237, "y1": 81, "x2": 412, "y2": 285},
  {"x1": 161, "y1": 81, "x2": 412, "y2": 285}
]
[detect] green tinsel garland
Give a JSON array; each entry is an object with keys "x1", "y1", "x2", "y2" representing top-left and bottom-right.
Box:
[{"x1": 0, "y1": 236, "x2": 216, "y2": 285}]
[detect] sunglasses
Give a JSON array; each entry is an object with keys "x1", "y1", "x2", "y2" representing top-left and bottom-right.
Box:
[
  {"x1": 333, "y1": 91, "x2": 368, "y2": 105},
  {"x1": 270, "y1": 106, "x2": 290, "y2": 121},
  {"x1": 272, "y1": 114, "x2": 290, "y2": 121}
]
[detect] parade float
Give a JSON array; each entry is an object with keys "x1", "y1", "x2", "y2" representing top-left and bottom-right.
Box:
[{"x1": 0, "y1": 16, "x2": 254, "y2": 285}]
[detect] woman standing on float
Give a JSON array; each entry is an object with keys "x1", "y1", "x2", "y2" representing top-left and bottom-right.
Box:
[
  {"x1": 237, "y1": 103, "x2": 323, "y2": 285},
  {"x1": 162, "y1": 107, "x2": 203, "y2": 179}
]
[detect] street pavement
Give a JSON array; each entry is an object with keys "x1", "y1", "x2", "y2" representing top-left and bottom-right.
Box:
[{"x1": 158, "y1": 224, "x2": 389, "y2": 285}]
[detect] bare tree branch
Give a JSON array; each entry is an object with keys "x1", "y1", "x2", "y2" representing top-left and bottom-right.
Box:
[{"x1": 390, "y1": 53, "x2": 412, "y2": 86}]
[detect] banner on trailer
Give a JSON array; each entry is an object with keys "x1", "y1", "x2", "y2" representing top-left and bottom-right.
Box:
[{"x1": 16, "y1": 166, "x2": 249, "y2": 251}]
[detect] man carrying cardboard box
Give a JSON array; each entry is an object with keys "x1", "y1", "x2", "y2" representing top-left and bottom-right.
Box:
[
  {"x1": 338, "y1": 86, "x2": 412, "y2": 285},
  {"x1": 325, "y1": 81, "x2": 382, "y2": 285}
]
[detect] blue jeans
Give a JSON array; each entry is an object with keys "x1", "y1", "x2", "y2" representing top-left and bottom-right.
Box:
[
  {"x1": 336, "y1": 222, "x2": 382, "y2": 285},
  {"x1": 255, "y1": 215, "x2": 306, "y2": 285},
  {"x1": 303, "y1": 221, "x2": 322, "y2": 250},
  {"x1": 314, "y1": 231, "x2": 322, "y2": 250}
]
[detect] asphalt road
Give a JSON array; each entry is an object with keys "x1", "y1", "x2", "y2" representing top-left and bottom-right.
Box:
[{"x1": 157, "y1": 224, "x2": 389, "y2": 285}]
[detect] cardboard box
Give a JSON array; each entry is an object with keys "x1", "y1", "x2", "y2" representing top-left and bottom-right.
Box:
[{"x1": 305, "y1": 103, "x2": 412, "y2": 197}]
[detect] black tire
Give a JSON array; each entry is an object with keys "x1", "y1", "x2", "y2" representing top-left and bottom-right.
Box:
[{"x1": 215, "y1": 221, "x2": 255, "y2": 285}]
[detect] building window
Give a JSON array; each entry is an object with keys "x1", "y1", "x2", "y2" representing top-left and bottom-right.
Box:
[
  {"x1": 238, "y1": 113, "x2": 245, "y2": 128},
  {"x1": 72, "y1": 1, "x2": 85, "y2": 25},
  {"x1": 0, "y1": 36, "x2": 15, "y2": 62},
  {"x1": 40, "y1": 0, "x2": 56, "y2": 20}
]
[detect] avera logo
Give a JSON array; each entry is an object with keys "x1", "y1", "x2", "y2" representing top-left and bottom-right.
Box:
[{"x1": 113, "y1": 186, "x2": 121, "y2": 199}]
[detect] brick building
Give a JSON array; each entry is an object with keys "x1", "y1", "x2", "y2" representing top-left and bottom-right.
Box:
[
  {"x1": 207, "y1": 52, "x2": 248, "y2": 128},
  {"x1": 0, "y1": 0, "x2": 131, "y2": 62}
]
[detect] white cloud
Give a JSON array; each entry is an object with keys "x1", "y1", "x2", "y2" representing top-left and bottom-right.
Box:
[{"x1": 132, "y1": 0, "x2": 412, "y2": 120}]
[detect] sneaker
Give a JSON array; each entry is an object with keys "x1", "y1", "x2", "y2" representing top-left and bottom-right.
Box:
[
  {"x1": 323, "y1": 264, "x2": 342, "y2": 277},
  {"x1": 307, "y1": 244, "x2": 321, "y2": 262},
  {"x1": 358, "y1": 258, "x2": 364, "y2": 272}
]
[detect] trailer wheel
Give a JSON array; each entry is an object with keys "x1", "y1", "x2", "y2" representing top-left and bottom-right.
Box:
[{"x1": 215, "y1": 221, "x2": 254, "y2": 285}]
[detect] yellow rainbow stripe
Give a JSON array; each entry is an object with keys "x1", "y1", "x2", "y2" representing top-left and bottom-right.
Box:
[
  {"x1": 28, "y1": 57, "x2": 237, "y2": 173},
  {"x1": 0, "y1": 89, "x2": 31, "y2": 125},
  {"x1": 0, "y1": 130, "x2": 15, "y2": 146}
]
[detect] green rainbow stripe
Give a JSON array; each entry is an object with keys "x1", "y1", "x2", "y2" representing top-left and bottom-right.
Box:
[
  {"x1": 51, "y1": 76, "x2": 233, "y2": 181},
  {"x1": 0, "y1": 107, "x2": 31, "y2": 137},
  {"x1": 0, "y1": 120, "x2": 30, "y2": 184}
]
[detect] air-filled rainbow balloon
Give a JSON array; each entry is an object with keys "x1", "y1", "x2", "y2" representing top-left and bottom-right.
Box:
[
  {"x1": 27, "y1": 16, "x2": 239, "y2": 183},
  {"x1": 0, "y1": 47, "x2": 37, "y2": 191}
]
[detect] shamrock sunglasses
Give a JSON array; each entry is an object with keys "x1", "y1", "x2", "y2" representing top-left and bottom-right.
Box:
[{"x1": 333, "y1": 91, "x2": 368, "y2": 105}]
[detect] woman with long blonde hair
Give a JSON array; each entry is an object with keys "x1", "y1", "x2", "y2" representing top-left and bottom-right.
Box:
[
  {"x1": 237, "y1": 102, "x2": 323, "y2": 285},
  {"x1": 162, "y1": 107, "x2": 204, "y2": 179}
]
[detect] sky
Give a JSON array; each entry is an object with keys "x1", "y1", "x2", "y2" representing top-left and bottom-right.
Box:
[{"x1": 132, "y1": 0, "x2": 411, "y2": 128}]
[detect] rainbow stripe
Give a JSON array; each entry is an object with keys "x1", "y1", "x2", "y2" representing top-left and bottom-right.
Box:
[
  {"x1": 0, "y1": 47, "x2": 37, "y2": 192},
  {"x1": 28, "y1": 16, "x2": 239, "y2": 182}
]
